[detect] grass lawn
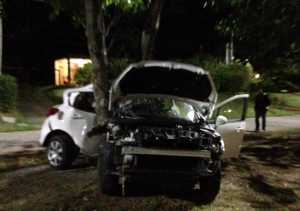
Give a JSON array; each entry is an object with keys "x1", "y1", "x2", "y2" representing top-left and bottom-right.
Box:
[
  {"x1": 218, "y1": 92, "x2": 300, "y2": 119},
  {"x1": 0, "y1": 122, "x2": 40, "y2": 132},
  {"x1": 0, "y1": 85, "x2": 70, "y2": 132},
  {"x1": 270, "y1": 92, "x2": 300, "y2": 108},
  {"x1": 0, "y1": 111, "x2": 42, "y2": 132}
]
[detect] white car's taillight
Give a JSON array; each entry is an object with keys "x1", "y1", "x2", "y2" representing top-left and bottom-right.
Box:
[{"x1": 47, "y1": 107, "x2": 59, "y2": 117}]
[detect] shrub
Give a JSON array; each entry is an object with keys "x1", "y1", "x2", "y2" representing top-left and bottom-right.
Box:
[
  {"x1": 75, "y1": 63, "x2": 93, "y2": 85},
  {"x1": 0, "y1": 74, "x2": 17, "y2": 112},
  {"x1": 184, "y1": 56, "x2": 253, "y2": 93},
  {"x1": 107, "y1": 58, "x2": 132, "y2": 81},
  {"x1": 75, "y1": 58, "x2": 133, "y2": 86},
  {"x1": 260, "y1": 59, "x2": 300, "y2": 92}
]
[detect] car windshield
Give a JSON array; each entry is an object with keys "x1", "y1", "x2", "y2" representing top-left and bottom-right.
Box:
[{"x1": 115, "y1": 95, "x2": 203, "y2": 122}]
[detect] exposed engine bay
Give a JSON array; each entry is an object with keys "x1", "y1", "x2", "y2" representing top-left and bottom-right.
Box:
[
  {"x1": 98, "y1": 95, "x2": 225, "y2": 196},
  {"x1": 109, "y1": 122, "x2": 224, "y2": 153}
]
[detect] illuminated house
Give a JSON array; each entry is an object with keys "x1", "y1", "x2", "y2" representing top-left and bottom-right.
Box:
[{"x1": 54, "y1": 58, "x2": 91, "y2": 86}]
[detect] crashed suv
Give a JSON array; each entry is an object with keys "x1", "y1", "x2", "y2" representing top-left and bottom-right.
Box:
[{"x1": 98, "y1": 61, "x2": 248, "y2": 200}]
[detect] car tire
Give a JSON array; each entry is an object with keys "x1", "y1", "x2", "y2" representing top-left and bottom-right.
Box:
[
  {"x1": 98, "y1": 143, "x2": 120, "y2": 195},
  {"x1": 46, "y1": 134, "x2": 79, "y2": 170},
  {"x1": 198, "y1": 171, "x2": 221, "y2": 203}
]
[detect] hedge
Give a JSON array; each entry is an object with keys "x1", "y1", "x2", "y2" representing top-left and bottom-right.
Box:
[
  {"x1": 0, "y1": 74, "x2": 17, "y2": 112},
  {"x1": 74, "y1": 58, "x2": 133, "y2": 85},
  {"x1": 184, "y1": 56, "x2": 253, "y2": 93}
]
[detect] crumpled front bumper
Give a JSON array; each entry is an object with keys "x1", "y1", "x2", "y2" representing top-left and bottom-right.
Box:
[
  {"x1": 119, "y1": 146, "x2": 221, "y2": 177},
  {"x1": 122, "y1": 146, "x2": 211, "y2": 158}
]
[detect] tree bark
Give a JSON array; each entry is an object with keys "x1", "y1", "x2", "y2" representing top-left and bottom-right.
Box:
[
  {"x1": 0, "y1": 2, "x2": 3, "y2": 76},
  {"x1": 0, "y1": 15, "x2": 3, "y2": 75},
  {"x1": 142, "y1": 0, "x2": 166, "y2": 60},
  {"x1": 84, "y1": 0, "x2": 108, "y2": 126}
]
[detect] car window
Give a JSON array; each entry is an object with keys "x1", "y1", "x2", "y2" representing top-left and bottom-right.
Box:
[
  {"x1": 73, "y1": 92, "x2": 95, "y2": 113},
  {"x1": 215, "y1": 98, "x2": 247, "y2": 122}
]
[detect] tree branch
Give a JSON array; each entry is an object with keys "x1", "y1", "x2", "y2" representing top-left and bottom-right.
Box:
[
  {"x1": 107, "y1": 37, "x2": 115, "y2": 53},
  {"x1": 105, "y1": 12, "x2": 121, "y2": 38},
  {"x1": 142, "y1": 0, "x2": 166, "y2": 60}
]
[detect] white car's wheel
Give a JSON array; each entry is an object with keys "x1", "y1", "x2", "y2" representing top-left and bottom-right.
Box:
[{"x1": 47, "y1": 134, "x2": 78, "y2": 169}]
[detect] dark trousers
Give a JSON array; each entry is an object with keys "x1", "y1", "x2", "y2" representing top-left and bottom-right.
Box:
[{"x1": 255, "y1": 110, "x2": 266, "y2": 131}]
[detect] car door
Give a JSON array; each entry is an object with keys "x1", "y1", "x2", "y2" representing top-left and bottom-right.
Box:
[
  {"x1": 213, "y1": 94, "x2": 249, "y2": 158},
  {"x1": 68, "y1": 91, "x2": 100, "y2": 155}
]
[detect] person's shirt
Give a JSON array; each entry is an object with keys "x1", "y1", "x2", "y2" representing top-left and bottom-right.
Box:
[{"x1": 255, "y1": 93, "x2": 271, "y2": 111}]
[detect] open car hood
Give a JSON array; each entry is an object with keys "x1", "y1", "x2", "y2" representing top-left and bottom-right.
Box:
[{"x1": 110, "y1": 61, "x2": 217, "y2": 105}]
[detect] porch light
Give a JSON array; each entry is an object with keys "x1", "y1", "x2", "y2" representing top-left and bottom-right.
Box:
[{"x1": 254, "y1": 73, "x2": 260, "y2": 79}]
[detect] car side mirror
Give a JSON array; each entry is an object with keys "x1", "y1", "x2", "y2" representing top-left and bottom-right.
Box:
[{"x1": 216, "y1": 115, "x2": 228, "y2": 127}]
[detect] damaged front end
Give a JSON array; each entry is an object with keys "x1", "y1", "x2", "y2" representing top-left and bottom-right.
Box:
[
  {"x1": 99, "y1": 61, "x2": 222, "y2": 197},
  {"x1": 101, "y1": 94, "x2": 224, "y2": 196},
  {"x1": 107, "y1": 120, "x2": 224, "y2": 177}
]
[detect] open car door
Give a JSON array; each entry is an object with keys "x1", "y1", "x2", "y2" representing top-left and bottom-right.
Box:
[{"x1": 213, "y1": 94, "x2": 249, "y2": 158}]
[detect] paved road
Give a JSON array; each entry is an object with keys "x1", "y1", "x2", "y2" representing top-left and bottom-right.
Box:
[
  {"x1": 246, "y1": 115, "x2": 300, "y2": 132},
  {"x1": 0, "y1": 130, "x2": 43, "y2": 155},
  {"x1": 0, "y1": 115, "x2": 300, "y2": 155}
]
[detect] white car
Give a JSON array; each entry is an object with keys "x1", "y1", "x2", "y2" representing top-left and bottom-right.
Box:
[
  {"x1": 39, "y1": 84, "x2": 100, "y2": 169},
  {"x1": 40, "y1": 61, "x2": 249, "y2": 170}
]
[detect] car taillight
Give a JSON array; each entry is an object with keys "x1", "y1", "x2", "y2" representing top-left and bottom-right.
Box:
[{"x1": 47, "y1": 107, "x2": 59, "y2": 117}]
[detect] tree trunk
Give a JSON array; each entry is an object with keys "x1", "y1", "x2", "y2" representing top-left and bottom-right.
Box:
[
  {"x1": 142, "y1": 0, "x2": 165, "y2": 60},
  {"x1": 0, "y1": 15, "x2": 2, "y2": 75},
  {"x1": 84, "y1": 0, "x2": 108, "y2": 126},
  {"x1": 0, "y1": 2, "x2": 3, "y2": 76}
]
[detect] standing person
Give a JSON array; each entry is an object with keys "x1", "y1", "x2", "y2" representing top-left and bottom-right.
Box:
[{"x1": 255, "y1": 89, "x2": 271, "y2": 132}]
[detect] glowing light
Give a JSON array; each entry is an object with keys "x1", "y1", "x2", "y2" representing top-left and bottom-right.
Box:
[
  {"x1": 254, "y1": 74, "x2": 260, "y2": 79},
  {"x1": 54, "y1": 58, "x2": 92, "y2": 86},
  {"x1": 70, "y1": 58, "x2": 91, "y2": 68}
]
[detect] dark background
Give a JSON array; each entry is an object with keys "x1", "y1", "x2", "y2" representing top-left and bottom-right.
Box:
[{"x1": 3, "y1": 0, "x2": 227, "y2": 85}]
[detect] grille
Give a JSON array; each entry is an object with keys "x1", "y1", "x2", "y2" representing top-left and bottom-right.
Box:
[
  {"x1": 136, "y1": 155, "x2": 202, "y2": 171},
  {"x1": 137, "y1": 127, "x2": 214, "y2": 150}
]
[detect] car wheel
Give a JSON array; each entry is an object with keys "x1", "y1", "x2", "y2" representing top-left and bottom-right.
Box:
[
  {"x1": 198, "y1": 171, "x2": 221, "y2": 203},
  {"x1": 47, "y1": 134, "x2": 79, "y2": 170},
  {"x1": 98, "y1": 143, "x2": 120, "y2": 195}
]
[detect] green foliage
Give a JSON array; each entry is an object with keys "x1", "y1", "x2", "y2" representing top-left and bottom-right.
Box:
[
  {"x1": 185, "y1": 56, "x2": 253, "y2": 93},
  {"x1": 105, "y1": 0, "x2": 146, "y2": 12},
  {"x1": 107, "y1": 58, "x2": 133, "y2": 81},
  {"x1": 75, "y1": 63, "x2": 93, "y2": 85},
  {"x1": 213, "y1": 0, "x2": 300, "y2": 67},
  {"x1": 258, "y1": 59, "x2": 300, "y2": 92},
  {"x1": 270, "y1": 92, "x2": 300, "y2": 108},
  {"x1": 49, "y1": 0, "x2": 145, "y2": 23},
  {"x1": 0, "y1": 74, "x2": 17, "y2": 112},
  {"x1": 74, "y1": 58, "x2": 133, "y2": 85},
  {"x1": 274, "y1": 60, "x2": 300, "y2": 86},
  {"x1": 209, "y1": 61, "x2": 253, "y2": 92},
  {"x1": 43, "y1": 86, "x2": 70, "y2": 105}
]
